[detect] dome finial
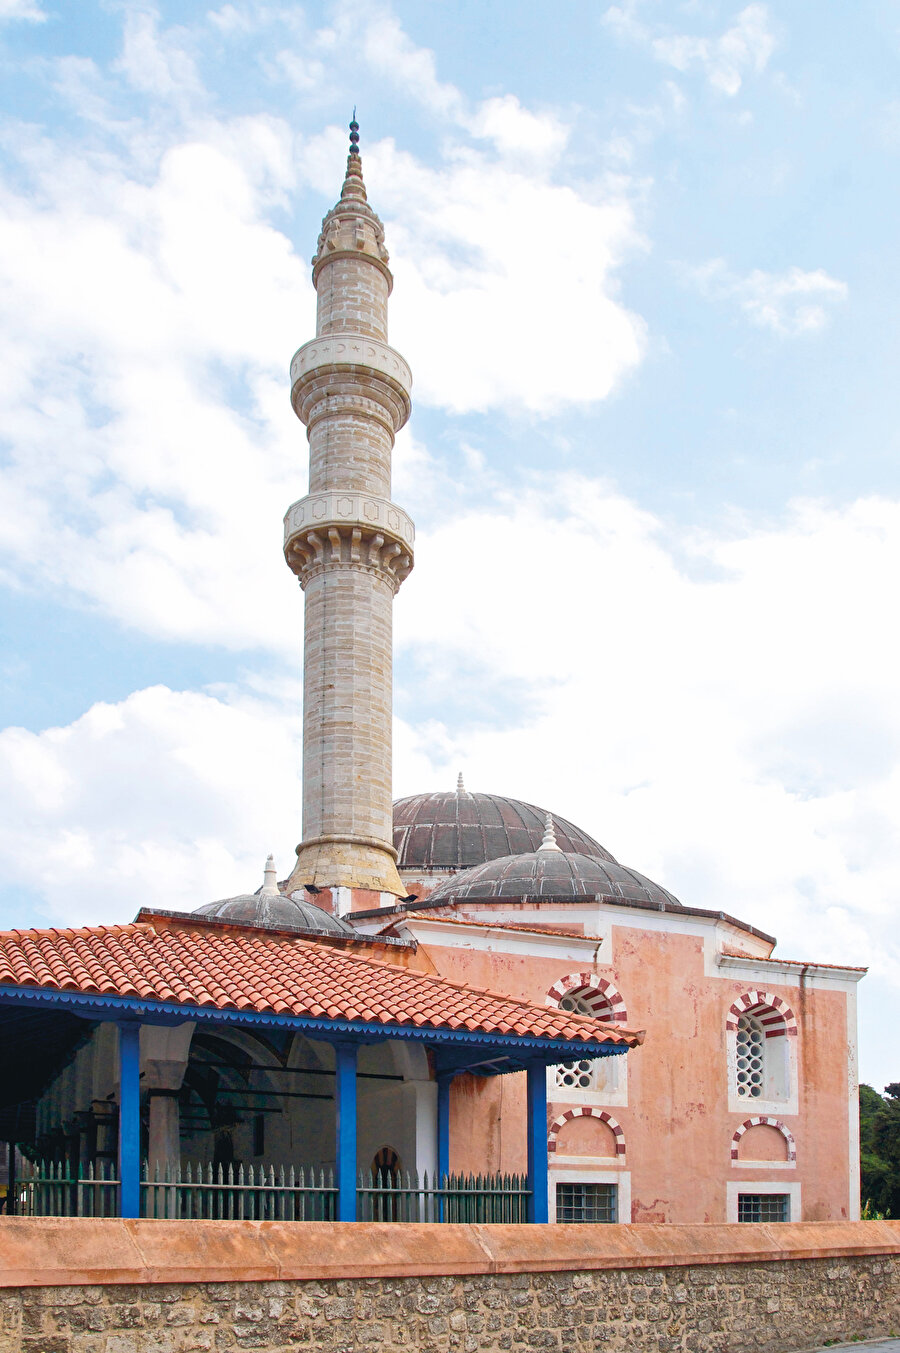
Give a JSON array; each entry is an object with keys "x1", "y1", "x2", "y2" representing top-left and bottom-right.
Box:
[
  {"x1": 456, "y1": 771, "x2": 466, "y2": 795},
  {"x1": 539, "y1": 813, "x2": 562, "y2": 852},
  {"x1": 261, "y1": 853, "x2": 279, "y2": 896}
]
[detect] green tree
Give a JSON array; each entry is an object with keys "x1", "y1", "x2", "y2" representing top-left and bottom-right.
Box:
[{"x1": 859, "y1": 1083, "x2": 900, "y2": 1217}]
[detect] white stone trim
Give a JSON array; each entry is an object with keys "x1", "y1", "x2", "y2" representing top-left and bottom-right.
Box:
[
  {"x1": 846, "y1": 980, "x2": 860, "y2": 1220},
  {"x1": 549, "y1": 1168, "x2": 631, "y2": 1224},
  {"x1": 389, "y1": 916, "x2": 603, "y2": 964},
  {"x1": 726, "y1": 1180, "x2": 801, "y2": 1223},
  {"x1": 730, "y1": 1116, "x2": 796, "y2": 1165}
]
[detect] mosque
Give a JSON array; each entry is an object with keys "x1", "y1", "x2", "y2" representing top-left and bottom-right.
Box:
[{"x1": 0, "y1": 122, "x2": 864, "y2": 1227}]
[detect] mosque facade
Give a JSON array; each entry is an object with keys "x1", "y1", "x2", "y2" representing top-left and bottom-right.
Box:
[{"x1": 0, "y1": 124, "x2": 864, "y2": 1227}]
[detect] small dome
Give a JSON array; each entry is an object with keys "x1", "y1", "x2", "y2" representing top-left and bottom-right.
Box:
[
  {"x1": 424, "y1": 848, "x2": 683, "y2": 910},
  {"x1": 193, "y1": 855, "x2": 355, "y2": 936},
  {"x1": 394, "y1": 787, "x2": 616, "y2": 871}
]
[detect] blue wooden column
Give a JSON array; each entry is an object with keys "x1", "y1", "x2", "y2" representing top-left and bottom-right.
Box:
[
  {"x1": 436, "y1": 1074, "x2": 452, "y2": 1185},
  {"x1": 117, "y1": 1021, "x2": 141, "y2": 1219},
  {"x1": 526, "y1": 1062, "x2": 549, "y2": 1224},
  {"x1": 334, "y1": 1041, "x2": 358, "y2": 1222}
]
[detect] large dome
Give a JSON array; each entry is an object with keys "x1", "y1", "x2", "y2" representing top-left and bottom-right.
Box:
[
  {"x1": 394, "y1": 783, "x2": 616, "y2": 871},
  {"x1": 193, "y1": 857, "x2": 355, "y2": 936},
  {"x1": 424, "y1": 847, "x2": 684, "y2": 911}
]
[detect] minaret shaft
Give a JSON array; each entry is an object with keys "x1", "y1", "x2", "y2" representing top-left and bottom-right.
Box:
[{"x1": 284, "y1": 131, "x2": 413, "y2": 899}]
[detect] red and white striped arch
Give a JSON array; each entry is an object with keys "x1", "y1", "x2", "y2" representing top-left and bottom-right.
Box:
[
  {"x1": 726, "y1": 991, "x2": 797, "y2": 1039},
  {"x1": 547, "y1": 1106, "x2": 626, "y2": 1156},
  {"x1": 546, "y1": 973, "x2": 628, "y2": 1024},
  {"x1": 730, "y1": 1117, "x2": 796, "y2": 1162}
]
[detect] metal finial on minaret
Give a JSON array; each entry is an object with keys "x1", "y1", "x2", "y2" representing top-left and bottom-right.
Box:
[
  {"x1": 456, "y1": 772, "x2": 466, "y2": 795},
  {"x1": 539, "y1": 814, "x2": 562, "y2": 852},
  {"x1": 261, "y1": 854, "x2": 279, "y2": 896},
  {"x1": 349, "y1": 110, "x2": 360, "y2": 156}
]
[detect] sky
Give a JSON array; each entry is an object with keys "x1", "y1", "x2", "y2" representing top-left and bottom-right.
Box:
[{"x1": 0, "y1": 1, "x2": 897, "y2": 1092}]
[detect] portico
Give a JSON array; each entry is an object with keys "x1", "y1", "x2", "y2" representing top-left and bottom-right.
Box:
[{"x1": 0, "y1": 909, "x2": 641, "y2": 1223}]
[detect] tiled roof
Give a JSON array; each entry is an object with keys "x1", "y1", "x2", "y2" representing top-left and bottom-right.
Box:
[
  {"x1": 720, "y1": 948, "x2": 867, "y2": 972},
  {"x1": 381, "y1": 915, "x2": 590, "y2": 942},
  {"x1": 0, "y1": 919, "x2": 642, "y2": 1047}
]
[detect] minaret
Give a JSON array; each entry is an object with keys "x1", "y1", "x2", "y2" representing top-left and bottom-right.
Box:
[{"x1": 283, "y1": 119, "x2": 413, "y2": 901}]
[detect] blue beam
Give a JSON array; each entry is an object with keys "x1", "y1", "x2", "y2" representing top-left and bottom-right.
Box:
[
  {"x1": 118, "y1": 1021, "x2": 141, "y2": 1219},
  {"x1": 334, "y1": 1041, "x2": 358, "y2": 1222},
  {"x1": 526, "y1": 1062, "x2": 549, "y2": 1224},
  {"x1": 0, "y1": 984, "x2": 630, "y2": 1071}
]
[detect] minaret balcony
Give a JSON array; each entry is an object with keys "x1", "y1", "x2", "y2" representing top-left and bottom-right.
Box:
[
  {"x1": 290, "y1": 335, "x2": 412, "y2": 433},
  {"x1": 284, "y1": 491, "x2": 415, "y2": 593}
]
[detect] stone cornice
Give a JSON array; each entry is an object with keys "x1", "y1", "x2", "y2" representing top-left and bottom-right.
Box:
[
  {"x1": 290, "y1": 336, "x2": 412, "y2": 433},
  {"x1": 284, "y1": 492, "x2": 414, "y2": 592}
]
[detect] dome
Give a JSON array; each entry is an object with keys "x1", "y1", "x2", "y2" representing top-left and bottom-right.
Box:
[
  {"x1": 424, "y1": 843, "x2": 683, "y2": 911},
  {"x1": 394, "y1": 779, "x2": 617, "y2": 871},
  {"x1": 193, "y1": 856, "x2": 355, "y2": 936}
]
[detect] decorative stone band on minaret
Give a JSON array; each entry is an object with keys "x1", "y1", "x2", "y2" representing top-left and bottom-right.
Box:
[{"x1": 284, "y1": 121, "x2": 413, "y2": 900}]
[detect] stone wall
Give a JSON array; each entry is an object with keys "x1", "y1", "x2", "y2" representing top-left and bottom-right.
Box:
[{"x1": 1, "y1": 1219, "x2": 897, "y2": 1353}]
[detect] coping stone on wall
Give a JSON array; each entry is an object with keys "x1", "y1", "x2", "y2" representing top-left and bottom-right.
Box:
[{"x1": 0, "y1": 1218, "x2": 897, "y2": 1288}]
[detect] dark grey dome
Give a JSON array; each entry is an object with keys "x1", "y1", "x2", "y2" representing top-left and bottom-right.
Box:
[
  {"x1": 394, "y1": 785, "x2": 616, "y2": 871},
  {"x1": 194, "y1": 872, "x2": 355, "y2": 936},
  {"x1": 424, "y1": 848, "x2": 683, "y2": 910}
]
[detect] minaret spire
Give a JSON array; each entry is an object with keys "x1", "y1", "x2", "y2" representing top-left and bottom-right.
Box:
[{"x1": 283, "y1": 120, "x2": 413, "y2": 901}]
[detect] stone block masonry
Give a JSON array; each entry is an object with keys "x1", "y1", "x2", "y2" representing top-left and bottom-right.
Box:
[{"x1": 0, "y1": 1220, "x2": 897, "y2": 1353}]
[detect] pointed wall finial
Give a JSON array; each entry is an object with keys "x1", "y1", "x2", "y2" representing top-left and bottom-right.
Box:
[
  {"x1": 261, "y1": 853, "x2": 279, "y2": 895},
  {"x1": 539, "y1": 813, "x2": 562, "y2": 852},
  {"x1": 456, "y1": 771, "x2": 466, "y2": 795}
]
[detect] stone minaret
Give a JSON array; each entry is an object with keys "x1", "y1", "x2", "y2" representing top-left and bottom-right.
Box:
[{"x1": 283, "y1": 119, "x2": 413, "y2": 902}]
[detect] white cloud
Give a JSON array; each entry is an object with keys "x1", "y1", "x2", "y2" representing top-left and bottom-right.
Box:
[
  {"x1": 687, "y1": 259, "x2": 848, "y2": 335},
  {"x1": 350, "y1": 7, "x2": 464, "y2": 121},
  {"x1": 0, "y1": 0, "x2": 45, "y2": 21},
  {"x1": 393, "y1": 477, "x2": 900, "y2": 991},
  {"x1": 0, "y1": 683, "x2": 302, "y2": 927},
  {"x1": 606, "y1": 3, "x2": 776, "y2": 96},
  {"x1": 115, "y1": 10, "x2": 204, "y2": 105},
  {"x1": 2, "y1": 478, "x2": 898, "y2": 1026},
  {"x1": 0, "y1": 7, "x2": 648, "y2": 645}
]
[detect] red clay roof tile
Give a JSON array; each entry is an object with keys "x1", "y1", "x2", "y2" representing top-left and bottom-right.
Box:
[{"x1": 0, "y1": 919, "x2": 643, "y2": 1049}]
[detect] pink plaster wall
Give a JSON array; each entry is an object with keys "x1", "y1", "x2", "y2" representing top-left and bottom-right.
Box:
[{"x1": 428, "y1": 917, "x2": 855, "y2": 1224}]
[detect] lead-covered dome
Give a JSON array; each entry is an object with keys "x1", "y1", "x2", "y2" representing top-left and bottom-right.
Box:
[
  {"x1": 394, "y1": 779, "x2": 617, "y2": 871},
  {"x1": 193, "y1": 856, "x2": 355, "y2": 936},
  {"x1": 424, "y1": 843, "x2": 683, "y2": 911}
]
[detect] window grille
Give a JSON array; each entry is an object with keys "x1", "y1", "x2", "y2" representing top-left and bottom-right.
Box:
[
  {"x1": 737, "y1": 1192, "x2": 789, "y2": 1223},
  {"x1": 556, "y1": 992, "x2": 606, "y2": 1091},
  {"x1": 556, "y1": 1181, "x2": 617, "y2": 1223},
  {"x1": 735, "y1": 1013, "x2": 764, "y2": 1098}
]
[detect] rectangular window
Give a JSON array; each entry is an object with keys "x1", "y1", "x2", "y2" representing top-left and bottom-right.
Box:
[
  {"x1": 556, "y1": 1182, "x2": 617, "y2": 1223},
  {"x1": 738, "y1": 1192, "x2": 789, "y2": 1223}
]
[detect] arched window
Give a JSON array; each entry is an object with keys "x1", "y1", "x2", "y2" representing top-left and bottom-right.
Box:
[
  {"x1": 735, "y1": 1013, "x2": 765, "y2": 1099},
  {"x1": 554, "y1": 988, "x2": 619, "y2": 1094},
  {"x1": 727, "y1": 992, "x2": 797, "y2": 1107}
]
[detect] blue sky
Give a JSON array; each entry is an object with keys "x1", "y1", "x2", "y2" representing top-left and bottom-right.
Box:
[{"x1": 0, "y1": 1, "x2": 897, "y2": 1092}]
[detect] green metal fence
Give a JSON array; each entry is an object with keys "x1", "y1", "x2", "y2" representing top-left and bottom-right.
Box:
[
  {"x1": 142, "y1": 1161, "x2": 336, "y2": 1220},
  {"x1": 19, "y1": 1159, "x2": 119, "y2": 1217},
  {"x1": 17, "y1": 1159, "x2": 530, "y2": 1223},
  {"x1": 358, "y1": 1169, "x2": 530, "y2": 1223}
]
